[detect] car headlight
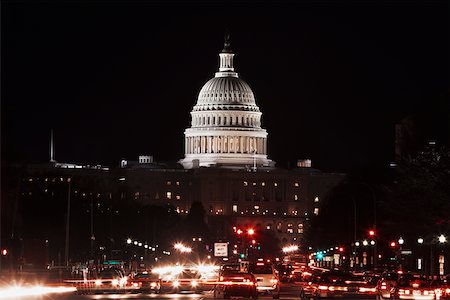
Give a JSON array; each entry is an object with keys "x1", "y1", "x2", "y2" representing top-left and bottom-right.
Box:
[
  {"x1": 173, "y1": 280, "x2": 180, "y2": 287},
  {"x1": 112, "y1": 279, "x2": 119, "y2": 286},
  {"x1": 95, "y1": 280, "x2": 102, "y2": 286},
  {"x1": 191, "y1": 280, "x2": 198, "y2": 287}
]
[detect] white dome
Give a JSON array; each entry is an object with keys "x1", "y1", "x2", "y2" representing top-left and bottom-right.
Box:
[
  {"x1": 179, "y1": 38, "x2": 274, "y2": 169},
  {"x1": 195, "y1": 76, "x2": 259, "y2": 110}
]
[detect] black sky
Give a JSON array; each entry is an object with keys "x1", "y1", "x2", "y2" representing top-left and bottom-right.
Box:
[{"x1": 2, "y1": 1, "x2": 449, "y2": 172}]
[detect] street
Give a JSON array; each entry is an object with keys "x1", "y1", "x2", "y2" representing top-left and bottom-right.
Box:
[
  {"x1": 0, "y1": 283, "x2": 378, "y2": 300},
  {"x1": 0, "y1": 284, "x2": 299, "y2": 300}
]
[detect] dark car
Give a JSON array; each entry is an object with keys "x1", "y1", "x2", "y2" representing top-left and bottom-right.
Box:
[
  {"x1": 217, "y1": 271, "x2": 258, "y2": 299},
  {"x1": 389, "y1": 273, "x2": 438, "y2": 300},
  {"x1": 307, "y1": 270, "x2": 378, "y2": 299},
  {"x1": 129, "y1": 271, "x2": 161, "y2": 293},
  {"x1": 277, "y1": 264, "x2": 294, "y2": 283},
  {"x1": 376, "y1": 270, "x2": 400, "y2": 300}
]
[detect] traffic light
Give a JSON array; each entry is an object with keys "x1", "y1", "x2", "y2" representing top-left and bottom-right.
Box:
[
  {"x1": 1, "y1": 249, "x2": 7, "y2": 256},
  {"x1": 316, "y1": 252, "x2": 324, "y2": 260},
  {"x1": 257, "y1": 245, "x2": 261, "y2": 251},
  {"x1": 390, "y1": 241, "x2": 397, "y2": 247},
  {"x1": 240, "y1": 253, "x2": 245, "y2": 259},
  {"x1": 338, "y1": 247, "x2": 344, "y2": 252},
  {"x1": 368, "y1": 230, "x2": 376, "y2": 236},
  {"x1": 251, "y1": 239, "x2": 256, "y2": 245}
]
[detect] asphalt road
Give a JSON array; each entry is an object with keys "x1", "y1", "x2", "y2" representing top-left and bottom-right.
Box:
[{"x1": 6, "y1": 283, "x2": 303, "y2": 300}]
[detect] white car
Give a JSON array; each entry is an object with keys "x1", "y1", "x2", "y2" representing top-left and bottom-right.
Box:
[{"x1": 249, "y1": 262, "x2": 280, "y2": 299}]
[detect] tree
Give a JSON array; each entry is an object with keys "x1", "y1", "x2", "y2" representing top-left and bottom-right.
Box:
[{"x1": 383, "y1": 143, "x2": 450, "y2": 238}]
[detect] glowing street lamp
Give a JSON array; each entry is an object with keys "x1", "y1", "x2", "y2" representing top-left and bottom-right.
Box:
[
  {"x1": 247, "y1": 228, "x2": 255, "y2": 235},
  {"x1": 398, "y1": 237, "x2": 405, "y2": 245},
  {"x1": 127, "y1": 238, "x2": 132, "y2": 244},
  {"x1": 417, "y1": 238, "x2": 424, "y2": 244},
  {"x1": 438, "y1": 234, "x2": 446, "y2": 244}
]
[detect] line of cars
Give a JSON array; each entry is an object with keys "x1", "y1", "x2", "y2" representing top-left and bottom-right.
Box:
[
  {"x1": 297, "y1": 267, "x2": 450, "y2": 300},
  {"x1": 72, "y1": 264, "x2": 220, "y2": 294}
]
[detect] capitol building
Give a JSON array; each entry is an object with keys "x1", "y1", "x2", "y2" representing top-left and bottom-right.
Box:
[
  {"x1": 9, "y1": 37, "x2": 346, "y2": 265},
  {"x1": 180, "y1": 37, "x2": 273, "y2": 169}
]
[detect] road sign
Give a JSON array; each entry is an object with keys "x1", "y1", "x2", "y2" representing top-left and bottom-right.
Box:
[{"x1": 214, "y1": 242, "x2": 228, "y2": 257}]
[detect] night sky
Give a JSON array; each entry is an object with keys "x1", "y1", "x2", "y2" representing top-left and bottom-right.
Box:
[{"x1": 3, "y1": 1, "x2": 448, "y2": 172}]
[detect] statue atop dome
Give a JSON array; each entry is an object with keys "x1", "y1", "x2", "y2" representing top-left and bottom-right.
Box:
[{"x1": 222, "y1": 31, "x2": 232, "y2": 53}]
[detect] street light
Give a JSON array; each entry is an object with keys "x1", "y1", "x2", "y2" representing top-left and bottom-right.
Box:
[
  {"x1": 398, "y1": 237, "x2": 405, "y2": 245},
  {"x1": 127, "y1": 238, "x2": 132, "y2": 244},
  {"x1": 417, "y1": 238, "x2": 424, "y2": 244},
  {"x1": 438, "y1": 234, "x2": 446, "y2": 243}
]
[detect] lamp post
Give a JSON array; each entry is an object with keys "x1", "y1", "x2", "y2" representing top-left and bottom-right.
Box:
[{"x1": 64, "y1": 178, "x2": 72, "y2": 266}]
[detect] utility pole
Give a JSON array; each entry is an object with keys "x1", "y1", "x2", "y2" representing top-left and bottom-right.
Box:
[{"x1": 64, "y1": 178, "x2": 71, "y2": 266}]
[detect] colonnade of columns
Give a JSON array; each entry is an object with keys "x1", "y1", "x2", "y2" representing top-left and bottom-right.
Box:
[{"x1": 185, "y1": 136, "x2": 267, "y2": 154}]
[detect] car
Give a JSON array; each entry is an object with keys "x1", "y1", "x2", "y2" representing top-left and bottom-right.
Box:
[
  {"x1": 306, "y1": 270, "x2": 378, "y2": 299},
  {"x1": 277, "y1": 264, "x2": 294, "y2": 283},
  {"x1": 376, "y1": 270, "x2": 400, "y2": 300},
  {"x1": 249, "y1": 262, "x2": 280, "y2": 299},
  {"x1": 438, "y1": 275, "x2": 450, "y2": 299},
  {"x1": 389, "y1": 273, "x2": 439, "y2": 300},
  {"x1": 129, "y1": 271, "x2": 161, "y2": 293},
  {"x1": 217, "y1": 271, "x2": 258, "y2": 299},
  {"x1": 76, "y1": 268, "x2": 129, "y2": 294},
  {"x1": 170, "y1": 267, "x2": 203, "y2": 293}
]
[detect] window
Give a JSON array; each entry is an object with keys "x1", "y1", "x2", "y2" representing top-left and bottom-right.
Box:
[
  {"x1": 314, "y1": 208, "x2": 319, "y2": 215},
  {"x1": 266, "y1": 224, "x2": 271, "y2": 230},
  {"x1": 287, "y1": 223, "x2": 293, "y2": 234},
  {"x1": 166, "y1": 181, "x2": 172, "y2": 186},
  {"x1": 232, "y1": 205, "x2": 238, "y2": 213},
  {"x1": 294, "y1": 194, "x2": 299, "y2": 201},
  {"x1": 252, "y1": 182, "x2": 257, "y2": 186},
  {"x1": 274, "y1": 182, "x2": 278, "y2": 187},
  {"x1": 298, "y1": 223, "x2": 304, "y2": 234},
  {"x1": 176, "y1": 195, "x2": 181, "y2": 200},
  {"x1": 243, "y1": 181, "x2": 248, "y2": 186},
  {"x1": 277, "y1": 222, "x2": 282, "y2": 232},
  {"x1": 166, "y1": 191, "x2": 172, "y2": 199},
  {"x1": 261, "y1": 182, "x2": 265, "y2": 186},
  {"x1": 176, "y1": 181, "x2": 180, "y2": 186},
  {"x1": 294, "y1": 182, "x2": 299, "y2": 187},
  {"x1": 314, "y1": 196, "x2": 320, "y2": 202},
  {"x1": 254, "y1": 205, "x2": 260, "y2": 210}
]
